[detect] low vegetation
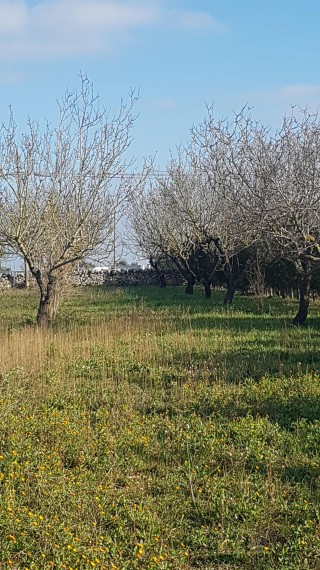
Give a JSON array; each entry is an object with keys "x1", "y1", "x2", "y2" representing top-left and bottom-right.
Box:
[{"x1": 0, "y1": 286, "x2": 319, "y2": 569}]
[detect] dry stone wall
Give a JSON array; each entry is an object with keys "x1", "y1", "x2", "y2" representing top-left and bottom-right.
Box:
[
  {"x1": 75, "y1": 268, "x2": 185, "y2": 287},
  {"x1": 0, "y1": 268, "x2": 186, "y2": 291}
]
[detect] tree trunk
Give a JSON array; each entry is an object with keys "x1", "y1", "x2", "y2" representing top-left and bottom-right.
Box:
[
  {"x1": 293, "y1": 261, "x2": 312, "y2": 326},
  {"x1": 223, "y1": 261, "x2": 236, "y2": 305},
  {"x1": 36, "y1": 273, "x2": 61, "y2": 327},
  {"x1": 158, "y1": 273, "x2": 167, "y2": 288},
  {"x1": 185, "y1": 276, "x2": 195, "y2": 295},
  {"x1": 149, "y1": 258, "x2": 167, "y2": 288},
  {"x1": 24, "y1": 259, "x2": 29, "y2": 288},
  {"x1": 224, "y1": 274, "x2": 236, "y2": 305},
  {"x1": 37, "y1": 294, "x2": 52, "y2": 327},
  {"x1": 203, "y1": 280, "x2": 211, "y2": 299}
]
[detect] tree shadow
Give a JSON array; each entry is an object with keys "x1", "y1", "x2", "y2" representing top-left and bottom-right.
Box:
[
  {"x1": 184, "y1": 386, "x2": 320, "y2": 429},
  {"x1": 282, "y1": 463, "x2": 320, "y2": 486},
  {"x1": 157, "y1": 343, "x2": 320, "y2": 386},
  {"x1": 124, "y1": 285, "x2": 320, "y2": 331}
]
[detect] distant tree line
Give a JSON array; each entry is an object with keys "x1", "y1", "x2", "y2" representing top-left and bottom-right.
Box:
[{"x1": 128, "y1": 106, "x2": 320, "y2": 325}]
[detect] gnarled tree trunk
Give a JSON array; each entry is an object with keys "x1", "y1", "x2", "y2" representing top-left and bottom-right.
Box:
[
  {"x1": 171, "y1": 257, "x2": 197, "y2": 295},
  {"x1": 34, "y1": 271, "x2": 64, "y2": 327},
  {"x1": 203, "y1": 279, "x2": 212, "y2": 299},
  {"x1": 157, "y1": 273, "x2": 167, "y2": 288},
  {"x1": 293, "y1": 260, "x2": 312, "y2": 326},
  {"x1": 223, "y1": 255, "x2": 246, "y2": 306},
  {"x1": 224, "y1": 272, "x2": 236, "y2": 305},
  {"x1": 149, "y1": 257, "x2": 167, "y2": 288},
  {"x1": 185, "y1": 275, "x2": 195, "y2": 294}
]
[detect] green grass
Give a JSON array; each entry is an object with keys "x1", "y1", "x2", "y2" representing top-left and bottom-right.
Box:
[{"x1": 0, "y1": 286, "x2": 319, "y2": 569}]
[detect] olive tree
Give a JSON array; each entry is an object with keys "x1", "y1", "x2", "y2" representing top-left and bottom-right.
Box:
[{"x1": 0, "y1": 75, "x2": 141, "y2": 326}]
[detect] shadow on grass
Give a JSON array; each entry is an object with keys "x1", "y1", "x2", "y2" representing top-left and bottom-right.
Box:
[
  {"x1": 253, "y1": 394, "x2": 320, "y2": 427},
  {"x1": 170, "y1": 389, "x2": 319, "y2": 429},
  {"x1": 192, "y1": 551, "x2": 246, "y2": 568},
  {"x1": 282, "y1": 464, "x2": 320, "y2": 486},
  {"x1": 124, "y1": 285, "x2": 320, "y2": 329},
  {"x1": 141, "y1": 372, "x2": 320, "y2": 430},
  {"x1": 226, "y1": 395, "x2": 320, "y2": 428},
  {"x1": 155, "y1": 343, "x2": 320, "y2": 385}
]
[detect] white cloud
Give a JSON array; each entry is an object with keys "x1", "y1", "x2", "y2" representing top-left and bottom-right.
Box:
[
  {"x1": 0, "y1": 0, "x2": 225, "y2": 61},
  {"x1": 230, "y1": 84, "x2": 320, "y2": 132},
  {"x1": 0, "y1": 0, "x2": 160, "y2": 58},
  {"x1": 0, "y1": 71, "x2": 30, "y2": 85},
  {"x1": 277, "y1": 84, "x2": 320, "y2": 102},
  {"x1": 150, "y1": 98, "x2": 178, "y2": 110},
  {"x1": 31, "y1": 0, "x2": 159, "y2": 33},
  {"x1": 170, "y1": 10, "x2": 227, "y2": 32},
  {"x1": 255, "y1": 84, "x2": 320, "y2": 117},
  {"x1": 0, "y1": 1, "x2": 27, "y2": 34}
]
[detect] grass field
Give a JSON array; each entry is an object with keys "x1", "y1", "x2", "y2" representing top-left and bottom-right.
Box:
[{"x1": 0, "y1": 286, "x2": 320, "y2": 569}]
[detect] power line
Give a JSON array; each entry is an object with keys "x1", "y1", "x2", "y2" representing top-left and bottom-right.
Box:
[{"x1": 2, "y1": 170, "x2": 168, "y2": 180}]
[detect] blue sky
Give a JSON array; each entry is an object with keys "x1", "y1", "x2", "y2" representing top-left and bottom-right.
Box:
[{"x1": 0, "y1": 0, "x2": 319, "y2": 172}]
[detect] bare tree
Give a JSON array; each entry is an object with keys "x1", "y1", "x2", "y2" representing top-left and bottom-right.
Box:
[
  {"x1": 188, "y1": 106, "x2": 273, "y2": 304},
  {"x1": 255, "y1": 109, "x2": 320, "y2": 324},
  {"x1": 129, "y1": 111, "x2": 265, "y2": 302},
  {"x1": 130, "y1": 104, "x2": 320, "y2": 322},
  {"x1": 0, "y1": 75, "x2": 142, "y2": 326},
  {"x1": 128, "y1": 151, "x2": 225, "y2": 297}
]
